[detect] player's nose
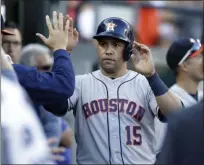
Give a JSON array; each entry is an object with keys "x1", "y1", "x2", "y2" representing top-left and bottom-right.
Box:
[{"x1": 105, "y1": 46, "x2": 114, "y2": 56}]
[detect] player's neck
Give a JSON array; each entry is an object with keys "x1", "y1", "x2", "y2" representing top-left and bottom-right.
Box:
[
  {"x1": 101, "y1": 67, "x2": 128, "y2": 79},
  {"x1": 176, "y1": 75, "x2": 199, "y2": 94}
]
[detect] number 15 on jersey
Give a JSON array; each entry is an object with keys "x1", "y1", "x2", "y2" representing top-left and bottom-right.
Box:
[{"x1": 125, "y1": 125, "x2": 142, "y2": 145}]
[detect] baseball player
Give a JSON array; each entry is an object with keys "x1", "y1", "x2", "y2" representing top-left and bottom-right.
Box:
[
  {"x1": 1, "y1": 76, "x2": 54, "y2": 164},
  {"x1": 167, "y1": 38, "x2": 203, "y2": 105},
  {"x1": 67, "y1": 17, "x2": 182, "y2": 164},
  {"x1": 155, "y1": 37, "x2": 203, "y2": 155}
]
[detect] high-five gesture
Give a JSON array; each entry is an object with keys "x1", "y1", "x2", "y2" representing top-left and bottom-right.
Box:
[
  {"x1": 131, "y1": 41, "x2": 156, "y2": 77},
  {"x1": 36, "y1": 11, "x2": 70, "y2": 52},
  {"x1": 63, "y1": 15, "x2": 79, "y2": 53}
]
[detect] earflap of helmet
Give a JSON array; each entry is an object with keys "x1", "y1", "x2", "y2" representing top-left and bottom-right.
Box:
[
  {"x1": 123, "y1": 42, "x2": 133, "y2": 61},
  {"x1": 123, "y1": 29, "x2": 134, "y2": 61}
]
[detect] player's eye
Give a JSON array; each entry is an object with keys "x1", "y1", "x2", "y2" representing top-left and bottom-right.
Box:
[
  {"x1": 114, "y1": 43, "x2": 121, "y2": 47},
  {"x1": 99, "y1": 42, "x2": 107, "y2": 47}
]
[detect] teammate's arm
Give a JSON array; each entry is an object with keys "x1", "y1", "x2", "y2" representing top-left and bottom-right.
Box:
[
  {"x1": 147, "y1": 73, "x2": 182, "y2": 118},
  {"x1": 13, "y1": 49, "x2": 75, "y2": 104},
  {"x1": 131, "y1": 42, "x2": 182, "y2": 118},
  {"x1": 67, "y1": 75, "x2": 83, "y2": 111},
  {"x1": 12, "y1": 11, "x2": 75, "y2": 104}
]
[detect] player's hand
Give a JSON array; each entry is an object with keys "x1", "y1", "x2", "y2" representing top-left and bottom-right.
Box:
[
  {"x1": 63, "y1": 15, "x2": 79, "y2": 53},
  {"x1": 1, "y1": 48, "x2": 14, "y2": 70},
  {"x1": 48, "y1": 137, "x2": 65, "y2": 161},
  {"x1": 36, "y1": 11, "x2": 70, "y2": 52},
  {"x1": 131, "y1": 41, "x2": 156, "y2": 77}
]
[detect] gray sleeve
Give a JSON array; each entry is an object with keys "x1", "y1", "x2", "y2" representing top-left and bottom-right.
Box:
[{"x1": 67, "y1": 75, "x2": 84, "y2": 111}]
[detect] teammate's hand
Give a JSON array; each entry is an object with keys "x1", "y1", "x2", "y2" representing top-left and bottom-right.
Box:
[
  {"x1": 63, "y1": 15, "x2": 79, "y2": 53},
  {"x1": 1, "y1": 47, "x2": 14, "y2": 70},
  {"x1": 131, "y1": 41, "x2": 155, "y2": 77},
  {"x1": 36, "y1": 11, "x2": 70, "y2": 52},
  {"x1": 48, "y1": 137, "x2": 65, "y2": 161}
]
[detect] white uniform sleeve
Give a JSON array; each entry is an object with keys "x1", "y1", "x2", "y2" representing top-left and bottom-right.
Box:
[{"x1": 67, "y1": 75, "x2": 83, "y2": 111}]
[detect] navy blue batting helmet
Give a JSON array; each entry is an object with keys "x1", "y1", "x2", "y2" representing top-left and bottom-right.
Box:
[{"x1": 93, "y1": 17, "x2": 134, "y2": 61}]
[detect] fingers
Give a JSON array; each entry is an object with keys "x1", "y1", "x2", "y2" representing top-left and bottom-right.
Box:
[
  {"x1": 73, "y1": 28, "x2": 79, "y2": 38},
  {"x1": 53, "y1": 11, "x2": 59, "y2": 29},
  {"x1": 130, "y1": 54, "x2": 140, "y2": 64},
  {"x1": 64, "y1": 19, "x2": 70, "y2": 37},
  {"x1": 63, "y1": 15, "x2": 74, "y2": 33},
  {"x1": 63, "y1": 15, "x2": 69, "y2": 29},
  {"x1": 51, "y1": 146, "x2": 65, "y2": 154},
  {"x1": 52, "y1": 155, "x2": 65, "y2": 161},
  {"x1": 69, "y1": 17, "x2": 73, "y2": 32},
  {"x1": 133, "y1": 41, "x2": 150, "y2": 52},
  {"x1": 58, "y1": 13, "x2": 64, "y2": 31},
  {"x1": 36, "y1": 33, "x2": 47, "y2": 43},
  {"x1": 45, "y1": 15, "x2": 53, "y2": 33},
  {"x1": 47, "y1": 137, "x2": 58, "y2": 145}
]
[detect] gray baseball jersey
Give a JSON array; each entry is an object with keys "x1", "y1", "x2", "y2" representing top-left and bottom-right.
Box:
[{"x1": 68, "y1": 70, "x2": 160, "y2": 164}]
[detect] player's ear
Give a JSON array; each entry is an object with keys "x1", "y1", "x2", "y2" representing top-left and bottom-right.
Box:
[{"x1": 179, "y1": 62, "x2": 189, "y2": 72}]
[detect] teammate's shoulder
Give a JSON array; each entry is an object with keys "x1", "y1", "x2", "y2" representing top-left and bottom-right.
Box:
[
  {"x1": 1, "y1": 76, "x2": 24, "y2": 98},
  {"x1": 2, "y1": 76, "x2": 36, "y2": 124},
  {"x1": 170, "y1": 84, "x2": 187, "y2": 96},
  {"x1": 169, "y1": 84, "x2": 178, "y2": 90}
]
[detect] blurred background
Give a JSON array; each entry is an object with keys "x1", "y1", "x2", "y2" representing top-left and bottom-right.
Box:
[{"x1": 2, "y1": 0, "x2": 203, "y2": 164}]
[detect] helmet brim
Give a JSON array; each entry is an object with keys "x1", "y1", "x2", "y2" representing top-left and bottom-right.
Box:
[{"x1": 93, "y1": 32, "x2": 130, "y2": 43}]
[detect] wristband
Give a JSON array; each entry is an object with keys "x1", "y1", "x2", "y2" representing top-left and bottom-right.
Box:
[{"x1": 146, "y1": 72, "x2": 168, "y2": 96}]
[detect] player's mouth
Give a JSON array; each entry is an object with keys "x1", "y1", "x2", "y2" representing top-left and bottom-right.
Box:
[{"x1": 103, "y1": 58, "x2": 115, "y2": 62}]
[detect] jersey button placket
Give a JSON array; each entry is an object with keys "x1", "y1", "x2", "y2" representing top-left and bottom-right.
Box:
[
  {"x1": 113, "y1": 152, "x2": 122, "y2": 164},
  {"x1": 108, "y1": 85, "x2": 121, "y2": 164}
]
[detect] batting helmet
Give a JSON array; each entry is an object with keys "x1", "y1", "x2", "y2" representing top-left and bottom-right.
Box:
[{"x1": 93, "y1": 17, "x2": 134, "y2": 61}]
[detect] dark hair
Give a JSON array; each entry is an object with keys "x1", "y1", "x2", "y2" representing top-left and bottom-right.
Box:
[{"x1": 4, "y1": 21, "x2": 19, "y2": 29}]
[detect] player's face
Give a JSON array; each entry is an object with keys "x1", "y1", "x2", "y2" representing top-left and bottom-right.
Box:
[
  {"x1": 2, "y1": 28, "x2": 22, "y2": 64},
  {"x1": 96, "y1": 37, "x2": 126, "y2": 74},
  {"x1": 35, "y1": 54, "x2": 53, "y2": 72},
  {"x1": 185, "y1": 53, "x2": 204, "y2": 81}
]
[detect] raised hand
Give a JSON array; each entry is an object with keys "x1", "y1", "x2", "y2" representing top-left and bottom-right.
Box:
[
  {"x1": 36, "y1": 11, "x2": 70, "y2": 52},
  {"x1": 63, "y1": 15, "x2": 79, "y2": 53},
  {"x1": 131, "y1": 41, "x2": 156, "y2": 77}
]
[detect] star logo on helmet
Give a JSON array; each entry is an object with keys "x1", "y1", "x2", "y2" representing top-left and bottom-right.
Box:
[{"x1": 106, "y1": 21, "x2": 117, "y2": 32}]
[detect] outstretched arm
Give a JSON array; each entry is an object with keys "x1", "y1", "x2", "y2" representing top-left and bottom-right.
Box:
[
  {"x1": 13, "y1": 49, "x2": 75, "y2": 104},
  {"x1": 13, "y1": 11, "x2": 76, "y2": 105}
]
